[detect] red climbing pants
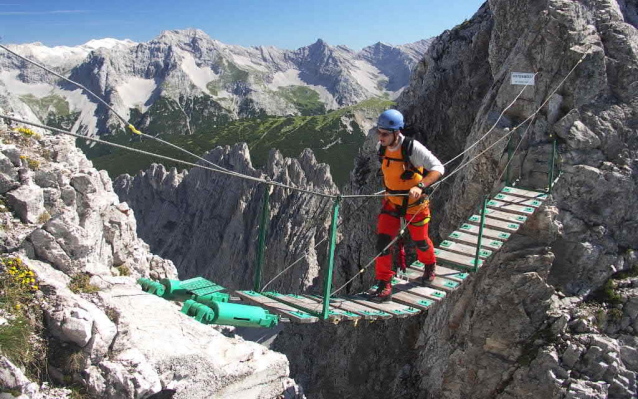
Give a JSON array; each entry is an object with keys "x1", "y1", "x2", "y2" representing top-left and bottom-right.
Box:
[{"x1": 375, "y1": 200, "x2": 436, "y2": 282}]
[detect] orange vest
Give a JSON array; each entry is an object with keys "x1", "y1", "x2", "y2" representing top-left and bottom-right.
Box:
[{"x1": 381, "y1": 145, "x2": 430, "y2": 215}]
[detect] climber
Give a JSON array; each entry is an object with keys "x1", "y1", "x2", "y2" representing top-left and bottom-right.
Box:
[{"x1": 369, "y1": 109, "x2": 444, "y2": 302}]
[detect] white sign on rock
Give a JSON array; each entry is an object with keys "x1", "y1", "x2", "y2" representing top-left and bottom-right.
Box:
[{"x1": 511, "y1": 72, "x2": 535, "y2": 85}]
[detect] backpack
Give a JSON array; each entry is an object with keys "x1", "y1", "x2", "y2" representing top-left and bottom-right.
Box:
[{"x1": 378, "y1": 136, "x2": 421, "y2": 180}]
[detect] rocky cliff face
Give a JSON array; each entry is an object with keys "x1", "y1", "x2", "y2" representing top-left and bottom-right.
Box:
[
  {"x1": 274, "y1": 1, "x2": 638, "y2": 398},
  {"x1": 0, "y1": 113, "x2": 300, "y2": 398},
  {"x1": 15, "y1": 1, "x2": 637, "y2": 398},
  {"x1": 113, "y1": 145, "x2": 338, "y2": 293}
]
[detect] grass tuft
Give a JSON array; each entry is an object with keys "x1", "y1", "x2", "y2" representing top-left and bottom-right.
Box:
[
  {"x1": 0, "y1": 256, "x2": 46, "y2": 380},
  {"x1": 69, "y1": 273, "x2": 100, "y2": 294},
  {"x1": 116, "y1": 265, "x2": 130, "y2": 277}
]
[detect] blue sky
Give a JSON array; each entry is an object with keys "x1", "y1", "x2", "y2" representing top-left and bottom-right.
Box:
[{"x1": 0, "y1": 0, "x2": 485, "y2": 50}]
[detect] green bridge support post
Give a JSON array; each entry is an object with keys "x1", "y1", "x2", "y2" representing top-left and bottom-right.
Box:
[
  {"x1": 473, "y1": 196, "x2": 488, "y2": 273},
  {"x1": 254, "y1": 186, "x2": 270, "y2": 292},
  {"x1": 322, "y1": 196, "x2": 341, "y2": 320},
  {"x1": 548, "y1": 136, "x2": 557, "y2": 193}
]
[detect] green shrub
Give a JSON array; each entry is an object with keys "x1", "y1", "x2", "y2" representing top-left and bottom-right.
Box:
[
  {"x1": 69, "y1": 273, "x2": 100, "y2": 294},
  {"x1": 608, "y1": 308, "x2": 623, "y2": 322},
  {"x1": 116, "y1": 265, "x2": 130, "y2": 276},
  {"x1": 602, "y1": 280, "x2": 623, "y2": 305},
  {"x1": 616, "y1": 264, "x2": 638, "y2": 279}
]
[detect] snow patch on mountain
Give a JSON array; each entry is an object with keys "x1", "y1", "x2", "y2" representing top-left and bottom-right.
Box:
[
  {"x1": 269, "y1": 70, "x2": 305, "y2": 88},
  {"x1": 116, "y1": 77, "x2": 157, "y2": 112},
  {"x1": 64, "y1": 91, "x2": 99, "y2": 136},
  {"x1": 180, "y1": 54, "x2": 219, "y2": 93},
  {"x1": 0, "y1": 71, "x2": 53, "y2": 96},
  {"x1": 5, "y1": 38, "x2": 137, "y2": 70},
  {"x1": 0, "y1": 70, "x2": 99, "y2": 135},
  {"x1": 232, "y1": 54, "x2": 268, "y2": 72},
  {"x1": 352, "y1": 60, "x2": 383, "y2": 95},
  {"x1": 82, "y1": 38, "x2": 137, "y2": 51}
]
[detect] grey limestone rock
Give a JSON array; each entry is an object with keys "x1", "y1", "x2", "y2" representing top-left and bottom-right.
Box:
[
  {"x1": 6, "y1": 183, "x2": 45, "y2": 224},
  {"x1": 114, "y1": 144, "x2": 338, "y2": 293},
  {"x1": 0, "y1": 356, "x2": 39, "y2": 398},
  {"x1": 1, "y1": 114, "x2": 299, "y2": 398}
]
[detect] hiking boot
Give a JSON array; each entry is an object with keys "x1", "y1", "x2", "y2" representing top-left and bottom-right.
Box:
[
  {"x1": 371, "y1": 280, "x2": 392, "y2": 303},
  {"x1": 420, "y1": 263, "x2": 436, "y2": 286},
  {"x1": 366, "y1": 280, "x2": 382, "y2": 298}
]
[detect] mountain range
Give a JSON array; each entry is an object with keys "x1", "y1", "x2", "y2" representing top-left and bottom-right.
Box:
[{"x1": 0, "y1": 29, "x2": 431, "y2": 137}]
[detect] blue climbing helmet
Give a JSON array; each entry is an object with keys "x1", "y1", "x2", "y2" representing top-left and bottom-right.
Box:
[{"x1": 377, "y1": 109, "x2": 404, "y2": 131}]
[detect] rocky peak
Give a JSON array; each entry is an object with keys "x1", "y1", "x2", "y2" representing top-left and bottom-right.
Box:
[
  {"x1": 114, "y1": 143, "x2": 338, "y2": 293},
  {"x1": 154, "y1": 28, "x2": 212, "y2": 45}
]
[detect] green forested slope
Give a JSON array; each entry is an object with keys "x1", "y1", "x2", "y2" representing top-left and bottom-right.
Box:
[{"x1": 81, "y1": 98, "x2": 393, "y2": 187}]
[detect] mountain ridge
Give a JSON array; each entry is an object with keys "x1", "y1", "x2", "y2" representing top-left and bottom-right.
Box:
[{"x1": 0, "y1": 29, "x2": 432, "y2": 137}]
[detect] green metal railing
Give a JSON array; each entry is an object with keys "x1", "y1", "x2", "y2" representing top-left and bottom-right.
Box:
[
  {"x1": 321, "y1": 196, "x2": 341, "y2": 320},
  {"x1": 473, "y1": 196, "x2": 488, "y2": 273}
]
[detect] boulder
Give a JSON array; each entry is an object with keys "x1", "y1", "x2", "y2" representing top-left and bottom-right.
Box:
[{"x1": 5, "y1": 183, "x2": 45, "y2": 224}]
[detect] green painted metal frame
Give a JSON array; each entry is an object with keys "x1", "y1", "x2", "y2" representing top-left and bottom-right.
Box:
[
  {"x1": 254, "y1": 186, "x2": 270, "y2": 292},
  {"x1": 322, "y1": 196, "x2": 341, "y2": 320},
  {"x1": 473, "y1": 196, "x2": 488, "y2": 273}
]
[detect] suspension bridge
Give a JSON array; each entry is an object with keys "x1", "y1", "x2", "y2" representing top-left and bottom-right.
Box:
[{"x1": 0, "y1": 43, "x2": 586, "y2": 327}]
